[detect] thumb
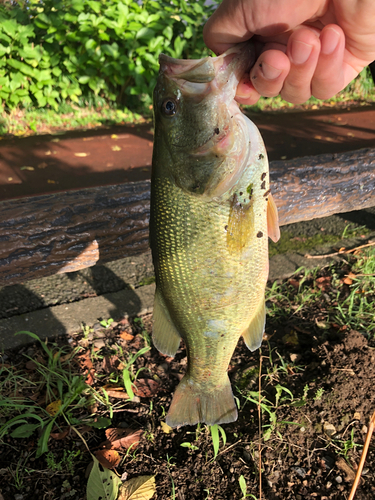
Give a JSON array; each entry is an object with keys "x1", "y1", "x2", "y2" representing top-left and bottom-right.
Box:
[{"x1": 203, "y1": 0, "x2": 254, "y2": 54}]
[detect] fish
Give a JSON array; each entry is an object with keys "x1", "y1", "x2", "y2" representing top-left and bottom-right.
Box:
[{"x1": 149, "y1": 42, "x2": 280, "y2": 428}]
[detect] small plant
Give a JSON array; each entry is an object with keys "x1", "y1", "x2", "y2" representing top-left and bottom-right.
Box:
[
  {"x1": 180, "y1": 441, "x2": 199, "y2": 452},
  {"x1": 314, "y1": 388, "x2": 325, "y2": 401},
  {"x1": 209, "y1": 424, "x2": 227, "y2": 460},
  {"x1": 239, "y1": 475, "x2": 258, "y2": 499},
  {"x1": 45, "y1": 449, "x2": 81, "y2": 475},
  {"x1": 99, "y1": 318, "x2": 114, "y2": 329}
]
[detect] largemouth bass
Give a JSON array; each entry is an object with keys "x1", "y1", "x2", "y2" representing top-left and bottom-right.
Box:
[{"x1": 150, "y1": 43, "x2": 280, "y2": 428}]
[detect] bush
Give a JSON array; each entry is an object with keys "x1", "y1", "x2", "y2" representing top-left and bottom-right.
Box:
[{"x1": 0, "y1": 0, "x2": 216, "y2": 111}]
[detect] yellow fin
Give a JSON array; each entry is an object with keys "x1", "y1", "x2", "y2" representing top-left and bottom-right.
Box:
[
  {"x1": 242, "y1": 299, "x2": 266, "y2": 351},
  {"x1": 267, "y1": 193, "x2": 280, "y2": 243},
  {"x1": 166, "y1": 374, "x2": 237, "y2": 428},
  {"x1": 152, "y1": 288, "x2": 181, "y2": 357},
  {"x1": 226, "y1": 194, "x2": 254, "y2": 255}
]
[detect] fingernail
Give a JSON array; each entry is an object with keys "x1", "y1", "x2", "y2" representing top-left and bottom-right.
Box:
[
  {"x1": 236, "y1": 79, "x2": 253, "y2": 98},
  {"x1": 321, "y1": 27, "x2": 340, "y2": 55},
  {"x1": 291, "y1": 40, "x2": 313, "y2": 65},
  {"x1": 261, "y1": 62, "x2": 282, "y2": 80}
]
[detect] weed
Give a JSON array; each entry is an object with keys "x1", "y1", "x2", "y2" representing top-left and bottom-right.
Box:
[
  {"x1": 209, "y1": 424, "x2": 227, "y2": 460},
  {"x1": 180, "y1": 441, "x2": 199, "y2": 452},
  {"x1": 45, "y1": 449, "x2": 81, "y2": 475},
  {"x1": 314, "y1": 388, "x2": 325, "y2": 401},
  {"x1": 239, "y1": 475, "x2": 258, "y2": 499},
  {"x1": 99, "y1": 318, "x2": 114, "y2": 329}
]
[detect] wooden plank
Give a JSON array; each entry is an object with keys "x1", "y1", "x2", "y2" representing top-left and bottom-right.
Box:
[{"x1": 0, "y1": 147, "x2": 374, "y2": 287}]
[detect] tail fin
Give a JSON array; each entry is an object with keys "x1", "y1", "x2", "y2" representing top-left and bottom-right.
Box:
[{"x1": 166, "y1": 375, "x2": 238, "y2": 428}]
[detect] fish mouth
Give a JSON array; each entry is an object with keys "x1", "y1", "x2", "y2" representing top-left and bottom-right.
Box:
[{"x1": 159, "y1": 42, "x2": 254, "y2": 96}]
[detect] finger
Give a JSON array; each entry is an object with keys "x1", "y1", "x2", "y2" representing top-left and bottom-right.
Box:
[
  {"x1": 280, "y1": 27, "x2": 321, "y2": 104},
  {"x1": 235, "y1": 77, "x2": 261, "y2": 105},
  {"x1": 311, "y1": 25, "x2": 346, "y2": 100},
  {"x1": 203, "y1": 0, "x2": 253, "y2": 55},
  {"x1": 248, "y1": 46, "x2": 290, "y2": 97}
]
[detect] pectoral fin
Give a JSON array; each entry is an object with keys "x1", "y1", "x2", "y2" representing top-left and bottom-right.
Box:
[
  {"x1": 152, "y1": 288, "x2": 181, "y2": 357},
  {"x1": 267, "y1": 193, "x2": 280, "y2": 243},
  {"x1": 226, "y1": 194, "x2": 254, "y2": 255},
  {"x1": 242, "y1": 299, "x2": 266, "y2": 351}
]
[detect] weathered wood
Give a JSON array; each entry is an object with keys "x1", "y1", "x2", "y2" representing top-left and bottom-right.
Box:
[{"x1": 0, "y1": 147, "x2": 374, "y2": 287}]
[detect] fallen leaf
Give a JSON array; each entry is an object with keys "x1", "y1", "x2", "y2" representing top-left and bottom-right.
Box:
[
  {"x1": 316, "y1": 276, "x2": 331, "y2": 291},
  {"x1": 46, "y1": 399, "x2": 62, "y2": 416},
  {"x1": 161, "y1": 421, "x2": 173, "y2": 434},
  {"x1": 104, "y1": 428, "x2": 143, "y2": 450},
  {"x1": 25, "y1": 360, "x2": 37, "y2": 370},
  {"x1": 102, "y1": 355, "x2": 121, "y2": 373},
  {"x1": 75, "y1": 152, "x2": 90, "y2": 157},
  {"x1": 288, "y1": 278, "x2": 300, "y2": 290},
  {"x1": 7, "y1": 177, "x2": 13, "y2": 181},
  {"x1": 87, "y1": 456, "x2": 121, "y2": 500},
  {"x1": 282, "y1": 331, "x2": 299, "y2": 346},
  {"x1": 51, "y1": 138, "x2": 60, "y2": 142},
  {"x1": 50, "y1": 427, "x2": 70, "y2": 440},
  {"x1": 323, "y1": 422, "x2": 336, "y2": 437},
  {"x1": 20, "y1": 166, "x2": 34, "y2": 171},
  {"x1": 111, "y1": 134, "x2": 118, "y2": 139},
  {"x1": 119, "y1": 331, "x2": 134, "y2": 341},
  {"x1": 102, "y1": 384, "x2": 131, "y2": 399},
  {"x1": 133, "y1": 379, "x2": 160, "y2": 398},
  {"x1": 118, "y1": 475, "x2": 156, "y2": 500},
  {"x1": 111, "y1": 145, "x2": 121, "y2": 151},
  {"x1": 95, "y1": 449, "x2": 121, "y2": 469}
]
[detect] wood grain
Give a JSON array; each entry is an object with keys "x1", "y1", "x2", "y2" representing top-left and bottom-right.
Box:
[{"x1": 1, "y1": 147, "x2": 374, "y2": 286}]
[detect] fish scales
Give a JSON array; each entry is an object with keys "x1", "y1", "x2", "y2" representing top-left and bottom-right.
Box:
[{"x1": 150, "y1": 42, "x2": 280, "y2": 427}]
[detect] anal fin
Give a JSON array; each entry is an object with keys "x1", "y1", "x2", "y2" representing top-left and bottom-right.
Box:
[
  {"x1": 152, "y1": 288, "x2": 181, "y2": 357},
  {"x1": 267, "y1": 193, "x2": 280, "y2": 243},
  {"x1": 242, "y1": 299, "x2": 266, "y2": 351}
]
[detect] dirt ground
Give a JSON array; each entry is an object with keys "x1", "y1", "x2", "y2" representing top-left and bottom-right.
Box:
[
  {"x1": 1, "y1": 257, "x2": 374, "y2": 500},
  {"x1": 1, "y1": 103, "x2": 375, "y2": 201}
]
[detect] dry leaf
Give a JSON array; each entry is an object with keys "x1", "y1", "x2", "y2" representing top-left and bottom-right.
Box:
[
  {"x1": 7, "y1": 177, "x2": 13, "y2": 181},
  {"x1": 104, "y1": 428, "x2": 143, "y2": 450},
  {"x1": 282, "y1": 331, "x2": 299, "y2": 346},
  {"x1": 120, "y1": 331, "x2": 134, "y2": 341},
  {"x1": 95, "y1": 449, "x2": 121, "y2": 469},
  {"x1": 46, "y1": 399, "x2": 62, "y2": 416},
  {"x1": 118, "y1": 475, "x2": 156, "y2": 500},
  {"x1": 102, "y1": 384, "x2": 130, "y2": 399},
  {"x1": 20, "y1": 166, "x2": 35, "y2": 171},
  {"x1": 111, "y1": 145, "x2": 121, "y2": 151},
  {"x1": 161, "y1": 421, "x2": 173, "y2": 434},
  {"x1": 25, "y1": 360, "x2": 37, "y2": 370},
  {"x1": 133, "y1": 379, "x2": 160, "y2": 398},
  {"x1": 74, "y1": 152, "x2": 90, "y2": 157},
  {"x1": 50, "y1": 427, "x2": 70, "y2": 440}
]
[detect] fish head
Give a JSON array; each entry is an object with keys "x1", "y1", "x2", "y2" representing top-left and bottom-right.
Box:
[{"x1": 153, "y1": 43, "x2": 256, "y2": 199}]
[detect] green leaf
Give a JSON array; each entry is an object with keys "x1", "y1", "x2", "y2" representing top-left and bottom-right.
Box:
[
  {"x1": 136, "y1": 27, "x2": 155, "y2": 40},
  {"x1": 10, "y1": 423, "x2": 39, "y2": 438},
  {"x1": 87, "y1": 417, "x2": 112, "y2": 429},
  {"x1": 87, "y1": 456, "x2": 121, "y2": 500}
]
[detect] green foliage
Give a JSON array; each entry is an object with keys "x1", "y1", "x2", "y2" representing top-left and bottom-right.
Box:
[
  {"x1": 209, "y1": 424, "x2": 227, "y2": 460},
  {"x1": 0, "y1": 0, "x2": 215, "y2": 111}
]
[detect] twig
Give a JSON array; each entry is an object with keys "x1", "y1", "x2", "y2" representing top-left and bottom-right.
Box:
[
  {"x1": 258, "y1": 352, "x2": 263, "y2": 500},
  {"x1": 348, "y1": 410, "x2": 375, "y2": 500},
  {"x1": 305, "y1": 241, "x2": 375, "y2": 259}
]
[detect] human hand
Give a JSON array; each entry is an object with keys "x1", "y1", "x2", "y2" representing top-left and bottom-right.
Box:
[{"x1": 203, "y1": 0, "x2": 375, "y2": 105}]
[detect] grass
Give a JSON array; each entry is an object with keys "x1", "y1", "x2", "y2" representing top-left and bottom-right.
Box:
[{"x1": 0, "y1": 65, "x2": 373, "y2": 138}]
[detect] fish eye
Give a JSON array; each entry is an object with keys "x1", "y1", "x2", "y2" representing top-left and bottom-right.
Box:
[{"x1": 161, "y1": 98, "x2": 177, "y2": 116}]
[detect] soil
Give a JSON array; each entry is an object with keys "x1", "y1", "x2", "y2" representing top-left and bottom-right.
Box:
[{"x1": 1, "y1": 258, "x2": 374, "y2": 500}]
